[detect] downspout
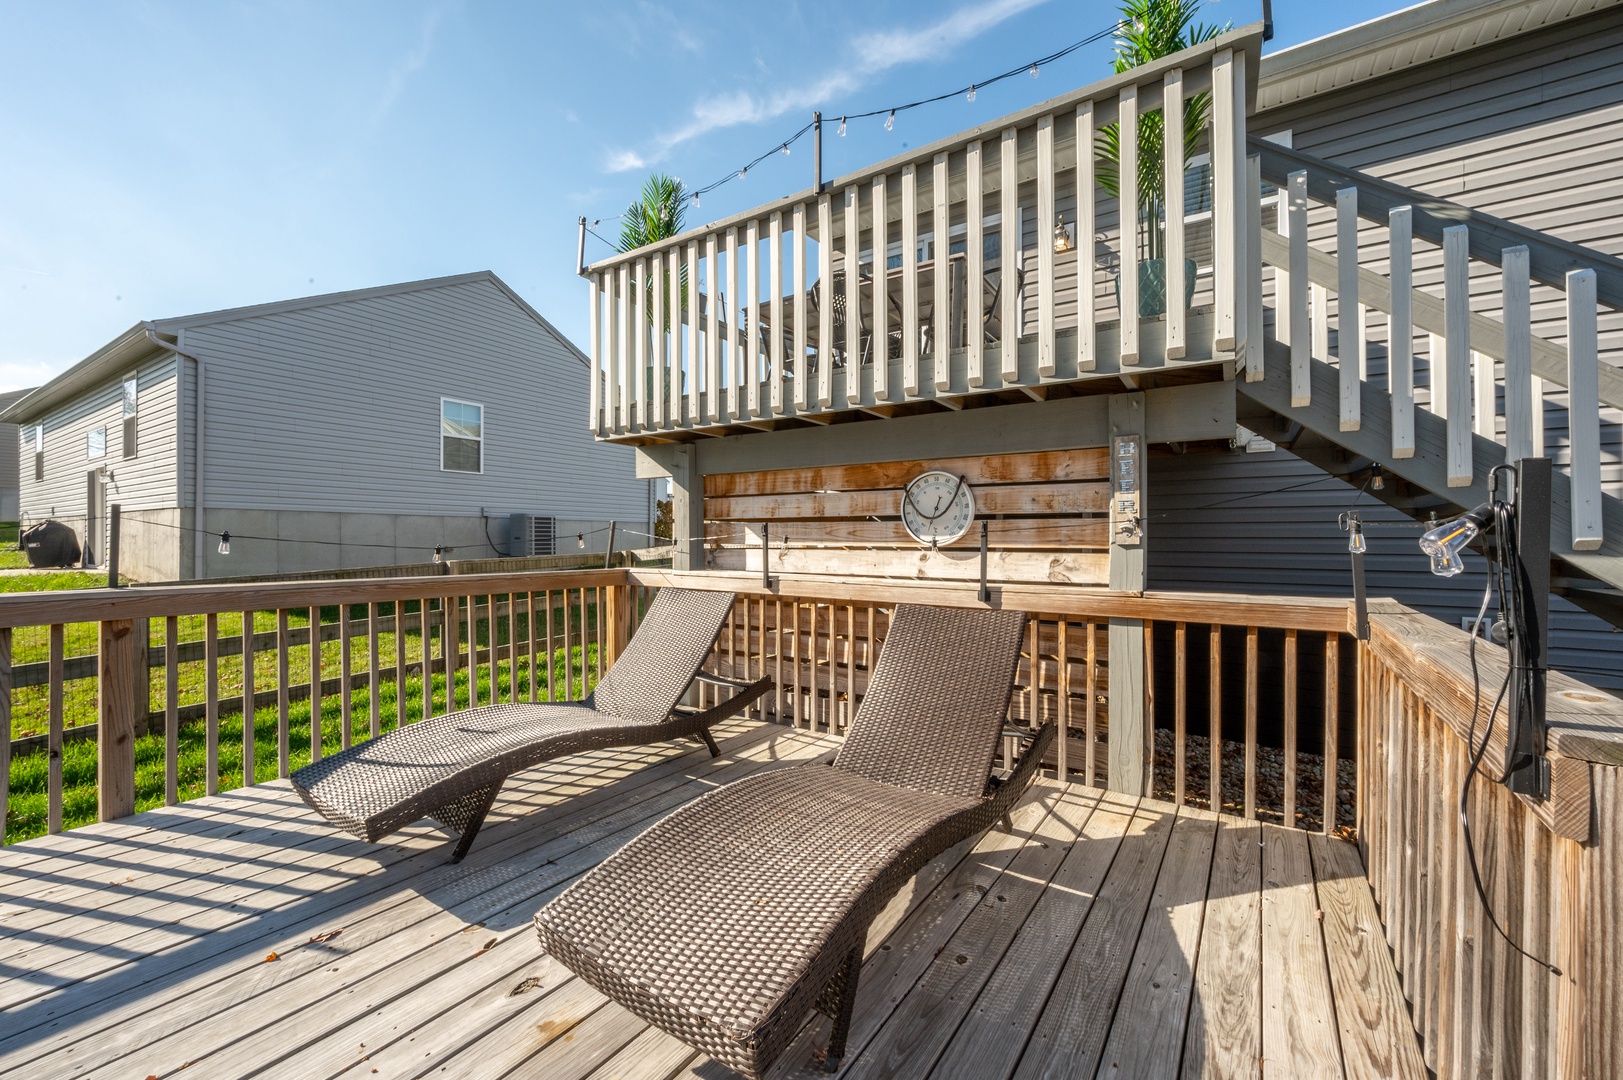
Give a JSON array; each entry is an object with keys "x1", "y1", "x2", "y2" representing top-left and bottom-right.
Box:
[{"x1": 144, "y1": 329, "x2": 205, "y2": 578}]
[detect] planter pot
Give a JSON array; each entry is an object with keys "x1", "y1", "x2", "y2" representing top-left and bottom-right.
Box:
[{"x1": 1114, "y1": 258, "x2": 1198, "y2": 319}]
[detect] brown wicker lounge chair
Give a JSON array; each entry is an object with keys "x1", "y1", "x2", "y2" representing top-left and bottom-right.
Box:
[
  {"x1": 534, "y1": 604, "x2": 1054, "y2": 1078},
  {"x1": 291, "y1": 588, "x2": 770, "y2": 862}
]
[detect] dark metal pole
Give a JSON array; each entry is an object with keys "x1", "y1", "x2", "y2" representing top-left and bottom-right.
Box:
[
  {"x1": 1507, "y1": 457, "x2": 1550, "y2": 798},
  {"x1": 977, "y1": 521, "x2": 990, "y2": 603},
  {"x1": 604, "y1": 520, "x2": 616, "y2": 569},
  {"x1": 107, "y1": 503, "x2": 121, "y2": 588},
  {"x1": 576, "y1": 216, "x2": 588, "y2": 277},
  {"x1": 762, "y1": 523, "x2": 771, "y2": 590},
  {"x1": 813, "y1": 111, "x2": 823, "y2": 194}
]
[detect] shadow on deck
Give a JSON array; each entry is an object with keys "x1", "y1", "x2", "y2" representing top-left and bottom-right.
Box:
[{"x1": 0, "y1": 717, "x2": 1424, "y2": 1079}]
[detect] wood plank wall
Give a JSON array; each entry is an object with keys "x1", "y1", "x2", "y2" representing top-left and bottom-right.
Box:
[{"x1": 703, "y1": 448, "x2": 1111, "y2": 585}]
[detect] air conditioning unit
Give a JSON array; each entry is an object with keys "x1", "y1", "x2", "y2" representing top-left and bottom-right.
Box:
[{"x1": 509, "y1": 514, "x2": 556, "y2": 557}]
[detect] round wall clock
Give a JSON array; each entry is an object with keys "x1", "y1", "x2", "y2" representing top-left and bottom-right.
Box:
[{"x1": 900, "y1": 470, "x2": 976, "y2": 546}]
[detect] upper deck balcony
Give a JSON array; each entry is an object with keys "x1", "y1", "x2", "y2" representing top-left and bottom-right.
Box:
[{"x1": 582, "y1": 28, "x2": 1262, "y2": 444}]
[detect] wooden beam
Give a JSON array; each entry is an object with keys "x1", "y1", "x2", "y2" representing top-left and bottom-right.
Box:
[
  {"x1": 97, "y1": 618, "x2": 139, "y2": 821},
  {"x1": 1108, "y1": 392, "x2": 1148, "y2": 797}
]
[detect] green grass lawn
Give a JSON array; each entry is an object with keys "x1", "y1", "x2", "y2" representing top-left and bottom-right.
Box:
[{"x1": 4, "y1": 640, "x2": 601, "y2": 844}]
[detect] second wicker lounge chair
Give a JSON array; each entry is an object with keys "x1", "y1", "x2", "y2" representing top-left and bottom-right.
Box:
[
  {"x1": 291, "y1": 587, "x2": 770, "y2": 862},
  {"x1": 534, "y1": 603, "x2": 1054, "y2": 1078}
]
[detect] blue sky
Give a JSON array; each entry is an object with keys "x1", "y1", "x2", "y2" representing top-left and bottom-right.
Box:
[{"x1": 0, "y1": 0, "x2": 1419, "y2": 392}]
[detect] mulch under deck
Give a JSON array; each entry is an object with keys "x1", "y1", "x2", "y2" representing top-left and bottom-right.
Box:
[{"x1": 0, "y1": 717, "x2": 1425, "y2": 1080}]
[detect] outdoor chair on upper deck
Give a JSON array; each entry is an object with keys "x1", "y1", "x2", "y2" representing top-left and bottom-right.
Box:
[
  {"x1": 290, "y1": 588, "x2": 770, "y2": 863},
  {"x1": 534, "y1": 604, "x2": 1055, "y2": 1078}
]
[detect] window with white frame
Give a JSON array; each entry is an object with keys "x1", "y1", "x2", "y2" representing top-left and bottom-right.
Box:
[
  {"x1": 25, "y1": 424, "x2": 41, "y2": 481},
  {"x1": 86, "y1": 426, "x2": 106, "y2": 459},
  {"x1": 122, "y1": 372, "x2": 138, "y2": 458},
  {"x1": 441, "y1": 398, "x2": 483, "y2": 473}
]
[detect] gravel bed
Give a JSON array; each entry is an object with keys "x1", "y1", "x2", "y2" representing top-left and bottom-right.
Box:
[{"x1": 1150, "y1": 728, "x2": 1358, "y2": 840}]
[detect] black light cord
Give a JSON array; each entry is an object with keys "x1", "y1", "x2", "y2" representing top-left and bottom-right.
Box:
[{"x1": 1457, "y1": 474, "x2": 1561, "y2": 978}]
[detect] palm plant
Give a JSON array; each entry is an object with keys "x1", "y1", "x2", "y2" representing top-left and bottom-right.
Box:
[
  {"x1": 1098, "y1": 0, "x2": 1227, "y2": 265},
  {"x1": 618, "y1": 173, "x2": 689, "y2": 330}
]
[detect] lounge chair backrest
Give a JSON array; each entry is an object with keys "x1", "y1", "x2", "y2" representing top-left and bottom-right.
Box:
[
  {"x1": 833, "y1": 604, "x2": 1027, "y2": 800},
  {"x1": 589, "y1": 588, "x2": 738, "y2": 724}
]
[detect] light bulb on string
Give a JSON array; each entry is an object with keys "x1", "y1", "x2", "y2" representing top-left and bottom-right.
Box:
[
  {"x1": 577, "y1": 534, "x2": 585, "y2": 549},
  {"x1": 691, "y1": 193, "x2": 700, "y2": 209},
  {"x1": 1348, "y1": 521, "x2": 1367, "y2": 555},
  {"x1": 966, "y1": 85, "x2": 976, "y2": 103},
  {"x1": 837, "y1": 116, "x2": 846, "y2": 136},
  {"x1": 1370, "y1": 464, "x2": 1386, "y2": 491},
  {"x1": 1030, "y1": 62, "x2": 1039, "y2": 78},
  {"x1": 884, "y1": 109, "x2": 895, "y2": 131},
  {"x1": 217, "y1": 531, "x2": 231, "y2": 556},
  {"x1": 433, "y1": 545, "x2": 443, "y2": 564},
  {"x1": 780, "y1": 143, "x2": 790, "y2": 156},
  {"x1": 739, "y1": 167, "x2": 747, "y2": 179}
]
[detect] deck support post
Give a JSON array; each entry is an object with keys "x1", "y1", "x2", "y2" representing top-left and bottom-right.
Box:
[
  {"x1": 669, "y1": 444, "x2": 705, "y2": 572},
  {"x1": 97, "y1": 618, "x2": 139, "y2": 821},
  {"x1": 1108, "y1": 393, "x2": 1149, "y2": 797}
]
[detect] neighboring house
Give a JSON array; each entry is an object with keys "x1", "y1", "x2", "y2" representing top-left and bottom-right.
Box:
[
  {"x1": 0, "y1": 387, "x2": 36, "y2": 522},
  {"x1": 2, "y1": 271, "x2": 649, "y2": 581},
  {"x1": 1149, "y1": 0, "x2": 1623, "y2": 689}
]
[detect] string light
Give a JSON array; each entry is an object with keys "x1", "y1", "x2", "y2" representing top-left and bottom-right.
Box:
[
  {"x1": 780, "y1": 143, "x2": 790, "y2": 156},
  {"x1": 837, "y1": 116, "x2": 846, "y2": 136},
  {"x1": 691, "y1": 193, "x2": 699, "y2": 209},
  {"x1": 577, "y1": 533, "x2": 585, "y2": 549},
  {"x1": 433, "y1": 545, "x2": 444, "y2": 563},
  {"x1": 217, "y1": 531, "x2": 231, "y2": 556},
  {"x1": 966, "y1": 85, "x2": 976, "y2": 103},
  {"x1": 1371, "y1": 464, "x2": 1386, "y2": 491},
  {"x1": 1030, "y1": 62, "x2": 1040, "y2": 78},
  {"x1": 884, "y1": 109, "x2": 895, "y2": 131}
]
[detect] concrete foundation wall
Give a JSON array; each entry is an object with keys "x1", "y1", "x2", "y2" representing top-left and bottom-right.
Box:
[{"x1": 194, "y1": 508, "x2": 645, "y2": 580}]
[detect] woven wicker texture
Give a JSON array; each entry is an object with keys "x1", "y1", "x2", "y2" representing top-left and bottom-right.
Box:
[
  {"x1": 832, "y1": 604, "x2": 1028, "y2": 800},
  {"x1": 290, "y1": 588, "x2": 751, "y2": 848},
  {"x1": 534, "y1": 603, "x2": 1033, "y2": 1079}
]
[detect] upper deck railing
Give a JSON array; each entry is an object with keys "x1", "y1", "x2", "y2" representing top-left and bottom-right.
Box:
[{"x1": 582, "y1": 27, "x2": 1264, "y2": 442}]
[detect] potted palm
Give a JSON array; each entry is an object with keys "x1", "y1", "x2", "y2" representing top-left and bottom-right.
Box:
[
  {"x1": 1098, "y1": 0, "x2": 1226, "y2": 318},
  {"x1": 618, "y1": 173, "x2": 689, "y2": 405}
]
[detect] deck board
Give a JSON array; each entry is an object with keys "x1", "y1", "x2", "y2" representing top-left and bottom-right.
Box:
[{"x1": 0, "y1": 720, "x2": 1424, "y2": 1080}]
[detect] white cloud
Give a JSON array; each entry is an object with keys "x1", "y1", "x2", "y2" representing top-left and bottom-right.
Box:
[{"x1": 619, "y1": 0, "x2": 1049, "y2": 167}]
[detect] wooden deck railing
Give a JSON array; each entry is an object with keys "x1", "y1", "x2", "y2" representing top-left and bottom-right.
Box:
[
  {"x1": 3, "y1": 566, "x2": 1621, "y2": 1073},
  {"x1": 582, "y1": 28, "x2": 1261, "y2": 441}
]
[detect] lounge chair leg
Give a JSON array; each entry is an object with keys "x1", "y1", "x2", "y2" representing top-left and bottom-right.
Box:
[
  {"x1": 436, "y1": 782, "x2": 501, "y2": 864},
  {"x1": 697, "y1": 726, "x2": 721, "y2": 758},
  {"x1": 822, "y1": 945, "x2": 863, "y2": 1072}
]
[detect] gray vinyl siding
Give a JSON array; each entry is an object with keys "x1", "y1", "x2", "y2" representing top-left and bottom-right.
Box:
[
  {"x1": 182, "y1": 277, "x2": 643, "y2": 523},
  {"x1": 16, "y1": 355, "x2": 180, "y2": 524},
  {"x1": 1148, "y1": 449, "x2": 1623, "y2": 691},
  {"x1": 1152, "y1": 6, "x2": 1623, "y2": 694}
]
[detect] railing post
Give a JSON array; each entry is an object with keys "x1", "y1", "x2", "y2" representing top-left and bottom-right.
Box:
[
  {"x1": 98, "y1": 618, "x2": 139, "y2": 821},
  {"x1": 607, "y1": 581, "x2": 633, "y2": 667},
  {"x1": 0, "y1": 627, "x2": 10, "y2": 844},
  {"x1": 1107, "y1": 393, "x2": 1149, "y2": 796}
]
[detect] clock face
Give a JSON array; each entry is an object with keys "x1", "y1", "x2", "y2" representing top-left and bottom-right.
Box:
[{"x1": 901, "y1": 470, "x2": 976, "y2": 546}]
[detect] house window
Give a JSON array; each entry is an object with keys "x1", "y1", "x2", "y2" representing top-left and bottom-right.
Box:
[
  {"x1": 122, "y1": 372, "x2": 138, "y2": 458},
  {"x1": 441, "y1": 398, "x2": 483, "y2": 473},
  {"x1": 25, "y1": 424, "x2": 41, "y2": 481},
  {"x1": 86, "y1": 426, "x2": 106, "y2": 460}
]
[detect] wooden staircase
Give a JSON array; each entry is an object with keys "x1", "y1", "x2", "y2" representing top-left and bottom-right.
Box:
[{"x1": 1237, "y1": 142, "x2": 1623, "y2": 625}]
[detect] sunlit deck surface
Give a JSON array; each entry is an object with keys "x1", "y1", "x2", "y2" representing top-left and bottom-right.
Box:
[{"x1": 0, "y1": 717, "x2": 1425, "y2": 1079}]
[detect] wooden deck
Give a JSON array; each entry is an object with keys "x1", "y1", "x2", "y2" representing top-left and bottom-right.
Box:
[{"x1": 0, "y1": 717, "x2": 1424, "y2": 1080}]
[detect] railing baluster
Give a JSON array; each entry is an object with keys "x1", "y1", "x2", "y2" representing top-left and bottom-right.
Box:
[
  {"x1": 561, "y1": 588, "x2": 573, "y2": 699},
  {"x1": 773, "y1": 598, "x2": 785, "y2": 723},
  {"x1": 1085, "y1": 620, "x2": 1097, "y2": 786},
  {"x1": 1245, "y1": 153, "x2": 1264, "y2": 381},
  {"x1": 609, "y1": 263, "x2": 624, "y2": 434},
  {"x1": 507, "y1": 593, "x2": 519, "y2": 704},
  {"x1": 544, "y1": 589, "x2": 556, "y2": 701},
  {"x1": 1210, "y1": 624, "x2": 1222, "y2": 813},
  {"x1": 1283, "y1": 627, "x2": 1297, "y2": 827},
  {"x1": 1312, "y1": 280, "x2": 1329, "y2": 371},
  {"x1": 420, "y1": 598, "x2": 432, "y2": 721},
  {"x1": 843, "y1": 188, "x2": 860, "y2": 407},
  {"x1": 165, "y1": 616, "x2": 179, "y2": 804},
  {"x1": 277, "y1": 609, "x2": 290, "y2": 776},
  {"x1": 1000, "y1": 126, "x2": 1020, "y2": 380},
  {"x1": 651, "y1": 251, "x2": 667, "y2": 429},
  {"x1": 685, "y1": 240, "x2": 700, "y2": 427},
  {"x1": 1244, "y1": 625, "x2": 1258, "y2": 820},
  {"x1": 1076, "y1": 103, "x2": 1097, "y2": 372},
  {"x1": 588, "y1": 272, "x2": 602, "y2": 434},
  {"x1": 489, "y1": 594, "x2": 500, "y2": 701},
  {"x1": 1163, "y1": 73, "x2": 1185, "y2": 361},
  {"x1": 1118, "y1": 89, "x2": 1140, "y2": 366},
  {"x1": 1443, "y1": 225, "x2": 1473, "y2": 487},
  {"x1": 1389, "y1": 206, "x2": 1416, "y2": 458},
  {"x1": 0, "y1": 628, "x2": 9, "y2": 843},
  {"x1": 902, "y1": 163, "x2": 920, "y2": 396},
  {"x1": 633, "y1": 256, "x2": 648, "y2": 431},
  {"x1": 727, "y1": 227, "x2": 743, "y2": 419},
  {"x1": 242, "y1": 610, "x2": 256, "y2": 780},
  {"x1": 768, "y1": 215, "x2": 784, "y2": 415},
  {"x1": 47, "y1": 624, "x2": 63, "y2": 833},
  {"x1": 792, "y1": 600, "x2": 804, "y2": 727},
  {"x1": 1036, "y1": 116, "x2": 1056, "y2": 378},
  {"x1": 1336, "y1": 187, "x2": 1361, "y2": 430},
  {"x1": 408, "y1": 599, "x2": 421, "y2": 720},
  {"x1": 705, "y1": 233, "x2": 721, "y2": 422},
  {"x1": 1325, "y1": 633, "x2": 1339, "y2": 836},
  {"x1": 872, "y1": 178, "x2": 889, "y2": 402},
  {"x1": 1174, "y1": 621, "x2": 1186, "y2": 806},
  {"x1": 1473, "y1": 350, "x2": 1496, "y2": 440},
  {"x1": 339, "y1": 604, "x2": 352, "y2": 749},
  {"x1": 1567, "y1": 268, "x2": 1602, "y2": 550},
  {"x1": 1057, "y1": 619, "x2": 1071, "y2": 782},
  {"x1": 596, "y1": 586, "x2": 605, "y2": 683},
  {"x1": 1501, "y1": 247, "x2": 1534, "y2": 463},
  {"x1": 1288, "y1": 170, "x2": 1310, "y2": 406},
  {"x1": 206, "y1": 612, "x2": 219, "y2": 794},
  {"x1": 966, "y1": 140, "x2": 985, "y2": 385},
  {"x1": 792, "y1": 206, "x2": 808, "y2": 412},
  {"x1": 817, "y1": 197, "x2": 834, "y2": 409},
  {"x1": 1212, "y1": 46, "x2": 1243, "y2": 354},
  {"x1": 746, "y1": 221, "x2": 761, "y2": 419},
  {"x1": 367, "y1": 603, "x2": 379, "y2": 738},
  {"x1": 308, "y1": 606, "x2": 321, "y2": 762},
  {"x1": 933, "y1": 150, "x2": 952, "y2": 392}
]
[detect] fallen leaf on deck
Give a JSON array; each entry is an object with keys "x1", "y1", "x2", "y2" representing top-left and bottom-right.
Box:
[
  {"x1": 308, "y1": 928, "x2": 343, "y2": 944},
  {"x1": 264, "y1": 952, "x2": 280, "y2": 962},
  {"x1": 478, "y1": 937, "x2": 498, "y2": 954}
]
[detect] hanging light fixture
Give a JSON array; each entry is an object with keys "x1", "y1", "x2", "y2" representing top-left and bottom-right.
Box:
[
  {"x1": 884, "y1": 109, "x2": 895, "y2": 131},
  {"x1": 1053, "y1": 211, "x2": 1074, "y2": 254},
  {"x1": 433, "y1": 544, "x2": 443, "y2": 563},
  {"x1": 837, "y1": 115, "x2": 846, "y2": 136},
  {"x1": 577, "y1": 533, "x2": 586, "y2": 549},
  {"x1": 692, "y1": 193, "x2": 700, "y2": 209},
  {"x1": 966, "y1": 85, "x2": 976, "y2": 103},
  {"x1": 1370, "y1": 463, "x2": 1386, "y2": 491},
  {"x1": 739, "y1": 167, "x2": 747, "y2": 179},
  {"x1": 1347, "y1": 519, "x2": 1367, "y2": 555},
  {"x1": 1419, "y1": 504, "x2": 1494, "y2": 577},
  {"x1": 1030, "y1": 62, "x2": 1039, "y2": 78},
  {"x1": 780, "y1": 143, "x2": 790, "y2": 156},
  {"x1": 217, "y1": 531, "x2": 231, "y2": 556}
]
